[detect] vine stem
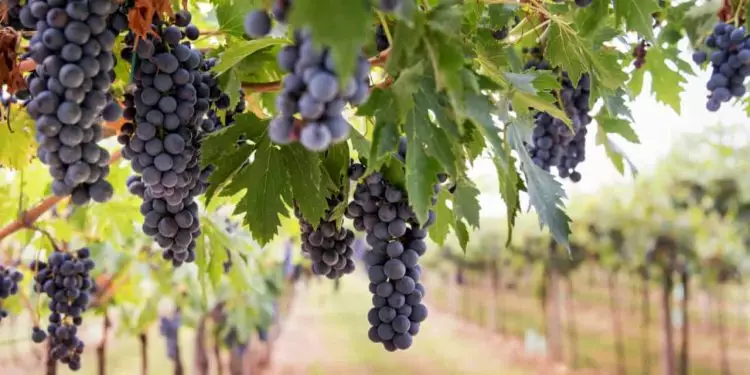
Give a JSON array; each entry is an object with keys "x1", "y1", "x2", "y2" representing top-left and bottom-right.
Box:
[
  {"x1": 734, "y1": 0, "x2": 747, "y2": 26},
  {"x1": 0, "y1": 150, "x2": 122, "y2": 242},
  {"x1": 241, "y1": 48, "x2": 391, "y2": 93}
]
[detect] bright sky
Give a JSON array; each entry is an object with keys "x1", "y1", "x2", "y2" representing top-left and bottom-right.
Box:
[{"x1": 473, "y1": 51, "x2": 750, "y2": 217}]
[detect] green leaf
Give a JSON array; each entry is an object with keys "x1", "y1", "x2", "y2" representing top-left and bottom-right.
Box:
[
  {"x1": 463, "y1": 93, "x2": 521, "y2": 240},
  {"x1": 219, "y1": 68, "x2": 242, "y2": 110},
  {"x1": 232, "y1": 138, "x2": 290, "y2": 245},
  {"x1": 321, "y1": 142, "x2": 350, "y2": 188},
  {"x1": 507, "y1": 121, "x2": 571, "y2": 248},
  {"x1": 634, "y1": 47, "x2": 686, "y2": 114},
  {"x1": 0, "y1": 107, "x2": 35, "y2": 170},
  {"x1": 428, "y1": 189, "x2": 454, "y2": 245},
  {"x1": 369, "y1": 118, "x2": 400, "y2": 172},
  {"x1": 545, "y1": 21, "x2": 628, "y2": 91},
  {"x1": 282, "y1": 145, "x2": 328, "y2": 225},
  {"x1": 613, "y1": 0, "x2": 660, "y2": 40},
  {"x1": 598, "y1": 117, "x2": 640, "y2": 143},
  {"x1": 201, "y1": 114, "x2": 267, "y2": 202},
  {"x1": 289, "y1": 0, "x2": 370, "y2": 79},
  {"x1": 213, "y1": 38, "x2": 288, "y2": 76},
  {"x1": 452, "y1": 179, "x2": 481, "y2": 229},
  {"x1": 452, "y1": 219, "x2": 470, "y2": 252},
  {"x1": 214, "y1": 0, "x2": 265, "y2": 38},
  {"x1": 404, "y1": 113, "x2": 442, "y2": 225},
  {"x1": 411, "y1": 93, "x2": 461, "y2": 178}
]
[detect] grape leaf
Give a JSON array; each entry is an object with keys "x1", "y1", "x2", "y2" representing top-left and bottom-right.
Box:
[
  {"x1": 369, "y1": 117, "x2": 400, "y2": 173},
  {"x1": 213, "y1": 38, "x2": 288, "y2": 76},
  {"x1": 282, "y1": 145, "x2": 328, "y2": 226},
  {"x1": 452, "y1": 179, "x2": 481, "y2": 229},
  {"x1": 201, "y1": 114, "x2": 267, "y2": 203},
  {"x1": 545, "y1": 22, "x2": 628, "y2": 91},
  {"x1": 451, "y1": 219, "x2": 470, "y2": 252},
  {"x1": 598, "y1": 116, "x2": 640, "y2": 143},
  {"x1": 289, "y1": 0, "x2": 370, "y2": 80},
  {"x1": 428, "y1": 189, "x2": 454, "y2": 245},
  {"x1": 0, "y1": 107, "x2": 35, "y2": 170},
  {"x1": 464, "y1": 92, "x2": 521, "y2": 240},
  {"x1": 630, "y1": 47, "x2": 685, "y2": 114},
  {"x1": 412, "y1": 93, "x2": 461, "y2": 178},
  {"x1": 613, "y1": 0, "x2": 660, "y2": 40},
  {"x1": 405, "y1": 110, "x2": 442, "y2": 225},
  {"x1": 507, "y1": 121, "x2": 570, "y2": 248},
  {"x1": 232, "y1": 137, "x2": 290, "y2": 245},
  {"x1": 214, "y1": 0, "x2": 265, "y2": 38}
]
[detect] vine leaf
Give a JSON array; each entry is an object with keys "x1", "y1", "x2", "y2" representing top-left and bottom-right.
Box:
[
  {"x1": 507, "y1": 121, "x2": 571, "y2": 249},
  {"x1": 464, "y1": 92, "x2": 520, "y2": 241},
  {"x1": 613, "y1": 0, "x2": 661, "y2": 40},
  {"x1": 598, "y1": 116, "x2": 640, "y2": 144},
  {"x1": 452, "y1": 179, "x2": 481, "y2": 229},
  {"x1": 0, "y1": 108, "x2": 35, "y2": 170},
  {"x1": 405, "y1": 110, "x2": 442, "y2": 225},
  {"x1": 214, "y1": 0, "x2": 265, "y2": 39},
  {"x1": 289, "y1": 0, "x2": 370, "y2": 79},
  {"x1": 451, "y1": 219, "x2": 470, "y2": 252},
  {"x1": 545, "y1": 22, "x2": 628, "y2": 91},
  {"x1": 213, "y1": 38, "x2": 287, "y2": 77},
  {"x1": 201, "y1": 113, "x2": 267, "y2": 203},
  {"x1": 428, "y1": 189, "x2": 454, "y2": 245},
  {"x1": 628, "y1": 47, "x2": 686, "y2": 114},
  {"x1": 282, "y1": 145, "x2": 328, "y2": 226},
  {"x1": 231, "y1": 137, "x2": 290, "y2": 246}
]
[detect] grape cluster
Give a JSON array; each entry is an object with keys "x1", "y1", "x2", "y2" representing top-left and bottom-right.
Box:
[
  {"x1": 20, "y1": 0, "x2": 124, "y2": 204},
  {"x1": 159, "y1": 313, "x2": 181, "y2": 360},
  {"x1": 31, "y1": 248, "x2": 95, "y2": 371},
  {"x1": 692, "y1": 22, "x2": 750, "y2": 112},
  {"x1": 243, "y1": 6, "x2": 370, "y2": 151},
  {"x1": 524, "y1": 49, "x2": 591, "y2": 182},
  {"x1": 0, "y1": 265, "x2": 23, "y2": 322},
  {"x1": 120, "y1": 12, "x2": 226, "y2": 266},
  {"x1": 346, "y1": 163, "x2": 433, "y2": 351},
  {"x1": 295, "y1": 192, "x2": 356, "y2": 279}
]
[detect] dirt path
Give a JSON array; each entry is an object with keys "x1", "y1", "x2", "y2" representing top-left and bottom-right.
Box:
[{"x1": 264, "y1": 277, "x2": 600, "y2": 375}]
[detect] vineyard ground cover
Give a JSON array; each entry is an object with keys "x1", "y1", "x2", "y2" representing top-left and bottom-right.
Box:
[
  {"x1": 426, "y1": 268, "x2": 749, "y2": 375},
  {"x1": 268, "y1": 276, "x2": 530, "y2": 375}
]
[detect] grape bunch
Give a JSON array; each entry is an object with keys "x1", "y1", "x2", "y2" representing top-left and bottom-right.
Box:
[
  {"x1": 295, "y1": 192, "x2": 356, "y2": 279},
  {"x1": 31, "y1": 248, "x2": 96, "y2": 371},
  {"x1": 159, "y1": 313, "x2": 181, "y2": 360},
  {"x1": 119, "y1": 12, "x2": 225, "y2": 266},
  {"x1": 243, "y1": 7, "x2": 370, "y2": 151},
  {"x1": 20, "y1": 0, "x2": 124, "y2": 204},
  {"x1": 523, "y1": 49, "x2": 591, "y2": 182},
  {"x1": 0, "y1": 265, "x2": 23, "y2": 322},
  {"x1": 345, "y1": 162, "x2": 433, "y2": 351},
  {"x1": 692, "y1": 22, "x2": 750, "y2": 112}
]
